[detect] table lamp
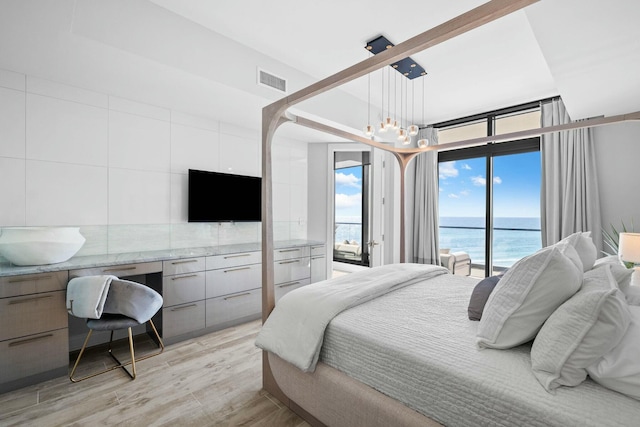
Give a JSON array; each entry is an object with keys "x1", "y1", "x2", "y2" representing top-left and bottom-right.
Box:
[{"x1": 619, "y1": 232, "x2": 640, "y2": 286}]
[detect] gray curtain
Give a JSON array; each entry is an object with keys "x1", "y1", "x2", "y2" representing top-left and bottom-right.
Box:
[
  {"x1": 540, "y1": 98, "x2": 602, "y2": 251},
  {"x1": 409, "y1": 127, "x2": 440, "y2": 264}
]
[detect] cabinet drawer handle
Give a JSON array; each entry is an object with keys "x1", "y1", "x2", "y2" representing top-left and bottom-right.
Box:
[
  {"x1": 311, "y1": 256, "x2": 324, "y2": 260},
  {"x1": 278, "y1": 260, "x2": 301, "y2": 265},
  {"x1": 171, "y1": 259, "x2": 199, "y2": 265},
  {"x1": 278, "y1": 282, "x2": 301, "y2": 288},
  {"x1": 8, "y1": 275, "x2": 53, "y2": 283},
  {"x1": 224, "y1": 292, "x2": 251, "y2": 300},
  {"x1": 170, "y1": 304, "x2": 198, "y2": 311},
  {"x1": 278, "y1": 249, "x2": 300, "y2": 253},
  {"x1": 171, "y1": 274, "x2": 199, "y2": 281},
  {"x1": 103, "y1": 266, "x2": 137, "y2": 273},
  {"x1": 9, "y1": 295, "x2": 53, "y2": 305},
  {"x1": 224, "y1": 253, "x2": 252, "y2": 259},
  {"x1": 224, "y1": 266, "x2": 251, "y2": 273},
  {"x1": 9, "y1": 333, "x2": 54, "y2": 347}
]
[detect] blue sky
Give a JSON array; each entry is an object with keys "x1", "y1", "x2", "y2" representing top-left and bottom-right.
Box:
[
  {"x1": 335, "y1": 166, "x2": 362, "y2": 222},
  {"x1": 439, "y1": 151, "x2": 541, "y2": 218}
]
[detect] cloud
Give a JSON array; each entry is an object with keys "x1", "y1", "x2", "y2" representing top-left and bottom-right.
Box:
[
  {"x1": 462, "y1": 163, "x2": 472, "y2": 170},
  {"x1": 439, "y1": 162, "x2": 459, "y2": 179},
  {"x1": 448, "y1": 193, "x2": 459, "y2": 199},
  {"x1": 459, "y1": 190, "x2": 470, "y2": 196},
  {"x1": 471, "y1": 175, "x2": 486, "y2": 186},
  {"x1": 493, "y1": 176, "x2": 502, "y2": 184},
  {"x1": 335, "y1": 193, "x2": 361, "y2": 208},
  {"x1": 335, "y1": 172, "x2": 361, "y2": 188}
]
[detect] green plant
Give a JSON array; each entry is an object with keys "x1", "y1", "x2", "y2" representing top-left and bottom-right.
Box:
[{"x1": 602, "y1": 219, "x2": 635, "y2": 268}]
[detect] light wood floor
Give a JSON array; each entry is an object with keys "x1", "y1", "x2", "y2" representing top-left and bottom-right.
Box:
[{"x1": 0, "y1": 320, "x2": 310, "y2": 427}]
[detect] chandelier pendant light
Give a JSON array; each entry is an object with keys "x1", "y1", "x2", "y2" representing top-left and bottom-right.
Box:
[
  {"x1": 408, "y1": 79, "x2": 419, "y2": 136},
  {"x1": 417, "y1": 74, "x2": 429, "y2": 148},
  {"x1": 363, "y1": 51, "x2": 375, "y2": 138}
]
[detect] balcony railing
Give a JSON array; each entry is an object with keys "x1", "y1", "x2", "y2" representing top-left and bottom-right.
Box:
[{"x1": 439, "y1": 224, "x2": 541, "y2": 270}]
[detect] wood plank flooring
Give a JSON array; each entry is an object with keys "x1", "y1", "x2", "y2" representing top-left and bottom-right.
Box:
[{"x1": 0, "y1": 320, "x2": 310, "y2": 426}]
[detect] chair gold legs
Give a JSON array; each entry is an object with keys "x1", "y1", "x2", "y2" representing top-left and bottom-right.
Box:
[{"x1": 69, "y1": 319, "x2": 164, "y2": 383}]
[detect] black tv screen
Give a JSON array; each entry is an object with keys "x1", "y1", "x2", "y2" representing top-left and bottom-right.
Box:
[{"x1": 188, "y1": 169, "x2": 262, "y2": 222}]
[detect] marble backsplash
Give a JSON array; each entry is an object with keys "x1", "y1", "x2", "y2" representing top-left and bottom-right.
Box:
[{"x1": 0, "y1": 221, "x2": 307, "y2": 263}]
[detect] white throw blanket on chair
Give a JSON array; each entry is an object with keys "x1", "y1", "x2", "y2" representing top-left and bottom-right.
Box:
[{"x1": 66, "y1": 275, "x2": 117, "y2": 319}]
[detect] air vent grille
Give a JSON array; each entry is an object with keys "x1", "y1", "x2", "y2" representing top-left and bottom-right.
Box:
[{"x1": 258, "y1": 68, "x2": 287, "y2": 93}]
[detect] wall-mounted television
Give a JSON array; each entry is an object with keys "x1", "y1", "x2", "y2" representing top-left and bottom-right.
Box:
[{"x1": 188, "y1": 169, "x2": 262, "y2": 222}]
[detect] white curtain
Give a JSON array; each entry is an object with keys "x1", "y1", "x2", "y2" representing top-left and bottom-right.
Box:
[
  {"x1": 408, "y1": 127, "x2": 440, "y2": 264},
  {"x1": 541, "y1": 98, "x2": 603, "y2": 251}
]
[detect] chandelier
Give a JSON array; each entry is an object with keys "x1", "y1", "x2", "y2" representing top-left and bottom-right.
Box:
[{"x1": 363, "y1": 35, "x2": 427, "y2": 146}]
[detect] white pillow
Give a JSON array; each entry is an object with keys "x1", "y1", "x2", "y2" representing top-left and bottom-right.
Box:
[
  {"x1": 624, "y1": 286, "x2": 640, "y2": 306},
  {"x1": 592, "y1": 256, "x2": 633, "y2": 292},
  {"x1": 587, "y1": 306, "x2": 640, "y2": 400},
  {"x1": 557, "y1": 231, "x2": 597, "y2": 271},
  {"x1": 531, "y1": 266, "x2": 631, "y2": 391},
  {"x1": 477, "y1": 245, "x2": 582, "y2": 349}
]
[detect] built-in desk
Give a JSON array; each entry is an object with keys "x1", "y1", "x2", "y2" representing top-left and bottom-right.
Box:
[{"x1": 0, "y1": 240, "x2": 326, "y2": 394}]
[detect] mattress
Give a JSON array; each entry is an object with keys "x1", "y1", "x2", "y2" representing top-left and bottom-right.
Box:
[{"x1": 319, "y1": 273, "x2": 640, "y2": 426}]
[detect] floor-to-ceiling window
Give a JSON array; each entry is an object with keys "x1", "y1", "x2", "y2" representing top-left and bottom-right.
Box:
[
  {"x1": 333, "y1": 152, "x2": 370, "y2": 266},
  {"x1": 436, "y1": 102, "x2": 543, "y2": 277}
]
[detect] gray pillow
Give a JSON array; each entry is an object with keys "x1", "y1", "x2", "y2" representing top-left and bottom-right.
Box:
[{"x1": 468, "y1": 274, "x2": 503, "y2": 321}]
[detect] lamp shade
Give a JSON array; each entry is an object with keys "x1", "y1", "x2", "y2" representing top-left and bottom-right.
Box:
[{"x1": 619, "y1": 232, "x2": 640, "y2": 264}]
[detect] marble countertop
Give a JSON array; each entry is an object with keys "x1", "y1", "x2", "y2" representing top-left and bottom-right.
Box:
[{"x1": 0, "y1": 239, "x2": 324, "y2": 277}]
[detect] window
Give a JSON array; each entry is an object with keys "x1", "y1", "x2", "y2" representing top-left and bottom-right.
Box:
[
  {"x1": 436, "y1": 102, "x2": 543, "y2": 277},
  {"x1": 334, "y1": 151, "x2": 370, "y2": 266}
]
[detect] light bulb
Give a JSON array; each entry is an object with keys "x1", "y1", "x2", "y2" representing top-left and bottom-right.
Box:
[
  {"x1": 408, "y1": 125, "x2": 419, "y2": 136},
  {"x1": 392, "y1": 119, "x2": 399, "y2": 130},
  {"x1": 363, "y1": 124, "x2": 375, "y2": 137},
  {"x1": 417, "y1": 138, "x2": 428, "y2": 148},
  {"x1": 397, "y1": 128, "x2": 407, "y2": 141},
  {"x1": 402, "y1": 135, "x2": 411, "y2": 145},
  {"x1": 384, "y1": 117, "x2": 393, "y2": 129},
  {"x1": 378, "y1": 122, "x2": 387, "y2": 133}
]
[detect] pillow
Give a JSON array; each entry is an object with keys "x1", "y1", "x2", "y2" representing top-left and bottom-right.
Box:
[
  {"x1": 557, "y1": 231, "x2": 597, "y2": 271},
  {"x1": 592, "y1": 256, "x2": 633, "y2": 292},
  {"x1": 624, "y1": 286, "x2": 640, "y2": 306},
  {"x1": 440, "y1": 248, "x2": 450, "y2": 254},
  {"x1": 476, "y1": 245, "x2": 582, "y2": 349},
  {"x1": 468, "y1": 274, "x2": 504, "y2": 321},
  {"x1": 531, "y1": 266, "x2": 631, "y2": 391},
  {"x1": 587, "y1": 306, "x2": 640, "y2": 400}
]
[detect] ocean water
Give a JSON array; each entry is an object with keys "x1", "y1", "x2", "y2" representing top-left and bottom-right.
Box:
[
  {"x1": 440, "y1": 217, "x2": 541, "y2": 268},
  {"x1": 335, "y1": 216, "x2": 542, "y2": 268}
]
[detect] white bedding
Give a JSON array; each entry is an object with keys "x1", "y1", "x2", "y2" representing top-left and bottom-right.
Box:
[
  {"x1": 319, "y1": 272, "x2": 640, "y2": 426},
  {"x1": 255, "y1": 263, "x2": 448, "y2": 372}
]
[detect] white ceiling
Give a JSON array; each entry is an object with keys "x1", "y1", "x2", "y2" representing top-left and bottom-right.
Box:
[{"x1": 1, "y1": 0, "x2": 639, "y2": 143}]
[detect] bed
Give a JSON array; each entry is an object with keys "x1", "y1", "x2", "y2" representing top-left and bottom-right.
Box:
[{"x1": 256, "y1": 242, "x2": 640, "y2": 426}]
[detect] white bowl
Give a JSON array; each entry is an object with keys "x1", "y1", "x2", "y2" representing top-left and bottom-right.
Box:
[{"x1": 0, "y1": 227, "x2": 86, "y2": 266}]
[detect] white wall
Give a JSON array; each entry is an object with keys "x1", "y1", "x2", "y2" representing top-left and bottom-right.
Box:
[{"x1": 0, "y1": 68, "x2": 307, "y2": 257}]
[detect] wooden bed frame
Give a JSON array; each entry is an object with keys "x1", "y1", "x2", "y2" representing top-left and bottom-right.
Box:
[{"x1": 259, "y1": 0, "x2": 640, "y2": 424}]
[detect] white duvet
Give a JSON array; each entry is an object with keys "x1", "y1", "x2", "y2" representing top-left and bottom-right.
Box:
[{"x1": 254, "y1": 263, "x2": 448, "y2": 372}]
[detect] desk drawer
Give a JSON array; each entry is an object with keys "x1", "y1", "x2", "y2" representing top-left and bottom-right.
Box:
[
  {"x1": 206, "y1": 263, "x2": 261, "y2": 298},
  {"x1": 162, "y1": 257, "x2": 205, "y2": 276},
  {"x1": 205, "y1": 289, "x2": 260, "y2": 328},
  {"x1": 274, "y1": 258, "x2": 310, "y2": 285},
  {"x1": 275, "y1": 278, "x2": 310, "y2": 303},
  {"x1": 274, "y1": 246, "x2": 310, "y2": 261},
  {"x1": 0, "y1": 290, "x2": 67, "y2": 342},
  {"x1": 0, "y1": 271, "x2": 68, "y2": 299},
  {"x1": 206, "y1": 251, "x2": 261, "y2": 270},
  {"x1": 69, "y1": 261, "x2": 162, "y2": 278},
  {"x1": 0, "y1": 328, "x2": 68, "y2": 384},
  {"x1": 162, "y1": 272, "x2": 206, "y2": 307},
  {"x1": 162, "y1": 300, "x2": 205, "y2": 339}
]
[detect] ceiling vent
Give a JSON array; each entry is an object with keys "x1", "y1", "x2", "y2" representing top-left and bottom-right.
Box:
[{"x1": 257, "y1": 68, "x2": 287, "y2": 93}]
